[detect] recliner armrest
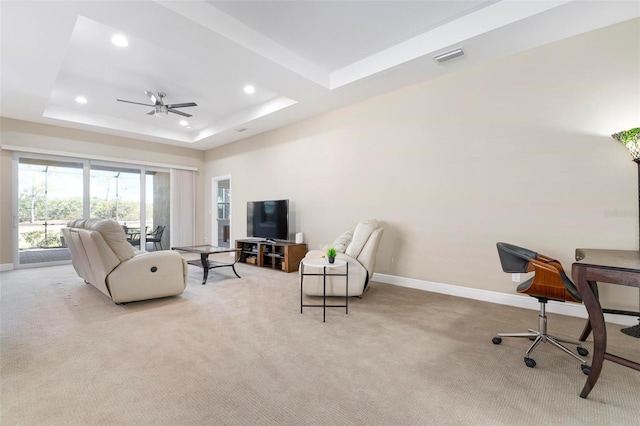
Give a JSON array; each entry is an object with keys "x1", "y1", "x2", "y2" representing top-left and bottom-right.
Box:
[
  {"x1": 109, "y1": 251, "x2": 187, "y2": 281},
  {"x1": 107, "y1": 251, "x2": 188, "y2": 303},
  {"x1": 120, "y1": 251, "x2": 187, "y2": 278}
]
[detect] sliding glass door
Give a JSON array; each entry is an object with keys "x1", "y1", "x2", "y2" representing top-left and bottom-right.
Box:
[
  {"x1": 90, "y1": 164, "x2": 144, "y2": 249},
  {"x1": 89, "y1": 165, "x2": 141, "y2": 224},
  {"x1": 15, "y1": 153, "x2": 171, "y2": 267},
  {"x1": 17, "y1": 157, "x2": 83, "y2": 265}
]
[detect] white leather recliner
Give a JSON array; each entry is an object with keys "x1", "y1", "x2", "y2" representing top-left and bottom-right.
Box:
[
  {"x1": 301, "y1": 219, "x2": 383, "y2": 297},
  {"x1": 62, "y1": 219, "x2": 187, "y2": 304}
]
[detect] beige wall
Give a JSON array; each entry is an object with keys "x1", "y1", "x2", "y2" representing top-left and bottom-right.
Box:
[
  {"x1": 203, "y1": 19, "x2": 640, "y2": 310},
  {"x1": 0, "y1": 118, "x2": 205, "y2": 265},
  {"x1": 1, "y1": 20, "x2": 638, "y2": 310}
]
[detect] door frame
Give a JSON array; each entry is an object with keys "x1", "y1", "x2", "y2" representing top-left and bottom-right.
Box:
[{"x1": 211, "y1": 175, "x2": 231, "y2": 248}]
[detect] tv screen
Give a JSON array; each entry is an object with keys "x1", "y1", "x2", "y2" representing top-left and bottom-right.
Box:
[{"x1": 247, "y1": 199, "x2": 289, "y2": 241}]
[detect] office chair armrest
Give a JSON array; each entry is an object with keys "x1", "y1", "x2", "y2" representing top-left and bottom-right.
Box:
[
  {"x1": 529, "y1": 257, "x2": 562, "y2": 275},
  {"x1": 536, "y1": 253, "x2": 565, "y2": 273}
]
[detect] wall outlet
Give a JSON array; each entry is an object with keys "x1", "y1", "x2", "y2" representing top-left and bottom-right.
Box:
[{"x1": 511, "y1": 273, "x2": 520, "y2": 283}]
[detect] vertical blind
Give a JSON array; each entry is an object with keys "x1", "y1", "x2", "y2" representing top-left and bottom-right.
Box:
[{"x1": 170, "y1": 168, "x2": 195, "y2": 247}]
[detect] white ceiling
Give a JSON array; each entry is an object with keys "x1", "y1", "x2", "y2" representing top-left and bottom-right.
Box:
[{"x1": 1, "y1": 1, "x2": 638, "y2": 151}]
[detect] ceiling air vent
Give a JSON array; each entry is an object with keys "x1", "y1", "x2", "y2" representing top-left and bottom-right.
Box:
[{"x1": 433, "y1": 48, "x2": 464, "y2": 64}]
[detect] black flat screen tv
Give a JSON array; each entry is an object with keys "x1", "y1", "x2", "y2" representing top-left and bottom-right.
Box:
[{"x1": 247, "y1": 199, "x2": 289, "y2": 241}]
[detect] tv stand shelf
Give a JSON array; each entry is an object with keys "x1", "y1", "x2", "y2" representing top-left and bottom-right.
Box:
[{"x1": 236, "y1": 239, "x2": 307, "y2": 272}]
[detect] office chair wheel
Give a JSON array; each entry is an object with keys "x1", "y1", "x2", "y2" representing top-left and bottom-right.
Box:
[
  {"x1": 581, "y1": 364, "x2": 591, "y2": 375},
  {"x1": 524, "y1": 357, "x2": 536, "y2": 368},
  {"x1": 492, "y1": 337, "x2": 502, "y2": 344},
  {"x1": 577, "y1": 346, "x2": 589, "y2": 357}
]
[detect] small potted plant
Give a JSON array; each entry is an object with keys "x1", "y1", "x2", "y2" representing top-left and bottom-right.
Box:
[{"x1": 326, "y1": 247, "x2": 337, "y2": 264}]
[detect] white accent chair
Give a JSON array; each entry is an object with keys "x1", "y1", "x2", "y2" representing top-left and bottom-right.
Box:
[
  {"x1": 62, "y1": 219, "x2": 187, "y2": 304},
  {"x1": 301, "y1": 219, "x2": 383, "y2": 297}
]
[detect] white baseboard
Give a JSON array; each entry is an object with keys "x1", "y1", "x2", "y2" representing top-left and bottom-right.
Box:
[
  {"x1": 372, "y1": 273, "x2": 638, "y2": 327},
  {"x1": 0, "y1": 263, "x2": 14, "y2": 272}
]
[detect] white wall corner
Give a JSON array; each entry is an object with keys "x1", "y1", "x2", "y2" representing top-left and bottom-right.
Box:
[{"x1": 372, "y1": 273, "x2": 638, "y2": 327}]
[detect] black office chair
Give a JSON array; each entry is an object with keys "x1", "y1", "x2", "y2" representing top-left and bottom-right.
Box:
[
  {"x1": 493, "y1": 242, "x2": 591, "y2": 374},
  {"x1": 146, "y1": 225, "x2": 165, "y2": 251}
]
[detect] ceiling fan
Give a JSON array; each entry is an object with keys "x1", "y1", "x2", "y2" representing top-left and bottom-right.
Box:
[{"x1": 116, "y1": 91, "x2": 197, "y2": 117}]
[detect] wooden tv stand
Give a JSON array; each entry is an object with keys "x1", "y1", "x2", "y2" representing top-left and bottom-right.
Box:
[{"x1": 235, "y1": 239, "x2": 307, "y2": 272}]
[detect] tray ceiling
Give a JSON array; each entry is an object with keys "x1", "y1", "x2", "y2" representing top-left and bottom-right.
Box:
[{"x1": 1, "y1": 1, "x2": 638, "y2": 150}]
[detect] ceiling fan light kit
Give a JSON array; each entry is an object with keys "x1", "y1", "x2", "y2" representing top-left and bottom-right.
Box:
[
  {"x1": 153, "y1": 105, "x2": 168, "y2": 117},
  {"x1": 117, "y1": 91, "x2": 197, "y2": 118}
]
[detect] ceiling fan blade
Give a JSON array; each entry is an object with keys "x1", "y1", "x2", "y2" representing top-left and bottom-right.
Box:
[
  {"x1": 144, "y1": 91, "x2": 159, "y2": 105},
  {"x1": 117, "y1": 99, "x2": 154, "y2": 107},
  {"x1": 147, "y1": 110, "x2": 155, "y2": 115},
  {"x1": 168, "y1": 109, "x2": 191, "y2": 117},
  {"x1": 166, "y1": 102, "x2": 197, "y2": 109}
]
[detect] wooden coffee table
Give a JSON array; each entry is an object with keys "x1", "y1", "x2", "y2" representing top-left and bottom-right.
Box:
[{"x1": 172, "y1": 245, "x2": 241, "y2": 284}]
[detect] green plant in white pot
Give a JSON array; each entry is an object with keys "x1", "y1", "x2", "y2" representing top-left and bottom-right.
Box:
[
  {"x1": 326, "y1": 247, "x2": 337, "y2": 264},
  {"x1": 612, "y1": 127, "x2": 640, "y2": 160}
]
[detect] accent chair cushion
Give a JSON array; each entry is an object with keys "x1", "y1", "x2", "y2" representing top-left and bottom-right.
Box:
[
  {"x1": 332, "y1": 230, "x2": 354, "y2": 253},
  {"x1": 345, "y1": 219, "x2": 380, "y2": 258}
]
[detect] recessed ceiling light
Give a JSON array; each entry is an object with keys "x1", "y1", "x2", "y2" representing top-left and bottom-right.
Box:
[
  {"x1": 243, "y1": 85, "x2": 255, "y2": 94},
  {"x1": 111, "y1": 34, "x2": 128, "y2": 47},
  {"x1": 186, "y1": 126, "x2": 193, "y2": 130},
  {"x1": 179, "y1": 120, "x2": 188, "y2": 126},
  {"x1": 75, "y1": 96, "x2": 87, "y2": 104}
]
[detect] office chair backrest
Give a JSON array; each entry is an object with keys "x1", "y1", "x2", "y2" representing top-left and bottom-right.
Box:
[
  {"x1": 497, "y1": 242, "x2": 537, "y2": 273},
  {"x1": 497, "y1": 242, "x2": 582, "y2": 303}
]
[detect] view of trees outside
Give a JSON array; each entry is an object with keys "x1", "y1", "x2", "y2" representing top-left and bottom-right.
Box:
[
  {"x1": 18, "y1": 161, "x2": 82, "y2": 249},
  {"x1": 89, "y1": 166, "x2": 143, "y2": 224},
  {"x1": 18, "y1": 161, "x2": 152, "y2": 249}
]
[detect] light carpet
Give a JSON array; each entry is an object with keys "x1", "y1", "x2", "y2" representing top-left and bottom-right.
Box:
[{"x1": 1, "y1": 263, "x2": 638, "y2": 425}]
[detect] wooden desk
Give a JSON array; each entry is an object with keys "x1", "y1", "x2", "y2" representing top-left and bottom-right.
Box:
[{"x1": 571, "y1": 249, "x2": 640, "y2": 398}]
